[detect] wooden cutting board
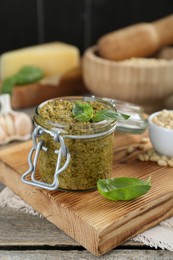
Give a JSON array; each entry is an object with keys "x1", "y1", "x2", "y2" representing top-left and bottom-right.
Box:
[
  {"x1": 0, "y1": 132, "x2": 173, "y2": 256},
  {"x1": 1, "y1": 67, "x2": 88, "y2": 109}
]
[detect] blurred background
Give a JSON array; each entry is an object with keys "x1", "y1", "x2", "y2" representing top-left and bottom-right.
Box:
[
  {"x1": 0, "y1": 0, "x2": 173, "y2": 115},
  {"x1": 0, "y1": 0, "x2": 173, "y2": 55}
]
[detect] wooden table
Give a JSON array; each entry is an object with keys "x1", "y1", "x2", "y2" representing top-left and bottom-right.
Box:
[
  {"x1": 0, "y1": 184, "x2": 173, "y2": 259},
  {"x1": 0, "y1": 108, "x2": 173, "y2": 259},
  {"x1": 0, "y1": 151, "x2": 173, "y2": 260}
]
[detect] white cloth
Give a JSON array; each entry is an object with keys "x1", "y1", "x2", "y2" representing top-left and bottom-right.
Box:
[
  {"x1": 0, "y1": 187, "x2": 42, "y2": 217},
  {"x1": 1, "y1": 187, "x2": 173, "y2": 251}
]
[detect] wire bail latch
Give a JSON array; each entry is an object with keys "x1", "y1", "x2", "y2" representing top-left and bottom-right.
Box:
[{"x1": 21, "y1": 126, "x2": 71, "y2": 190}]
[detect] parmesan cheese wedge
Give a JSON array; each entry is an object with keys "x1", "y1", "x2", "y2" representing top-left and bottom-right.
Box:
[{"x1": 0, "y1": 42, "x2": 80, "y2": 80}]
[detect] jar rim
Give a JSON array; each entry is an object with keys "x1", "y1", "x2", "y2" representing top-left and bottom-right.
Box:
[{"x1": 34, "y1": 96, "x2": 117, "y2": 135}]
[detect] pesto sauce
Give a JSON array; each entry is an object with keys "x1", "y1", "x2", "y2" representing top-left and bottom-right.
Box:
[{"x1": 36, "y1": 99, "x2": 115, "y2": 190}]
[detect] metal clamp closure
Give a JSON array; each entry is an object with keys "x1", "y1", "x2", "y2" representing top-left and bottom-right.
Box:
[{"x1": 21, "y1": 126, "x2": 71, "y2": 190}]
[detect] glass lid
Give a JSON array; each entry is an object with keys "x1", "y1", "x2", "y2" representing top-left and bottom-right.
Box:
[{"x1": 100, "y1": 97, "x2": 148, "y2": 134}]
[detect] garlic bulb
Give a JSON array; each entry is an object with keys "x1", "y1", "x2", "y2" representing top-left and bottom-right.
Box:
[
  {"x1": 0, "y1": 115, "x2": 6, "y2": 132},
  {"x1": 5, "y1": 113, "x2": 15, "y2": 136},
  {"x1": 0, "y1": 94, "x2": 33, "y2": 145},
  {"x1": 14, "y1": 112, "x2": 33, "y2": 136},
  {"x1": 0, "y1": 126, "x2": 7, "y2": 142}
]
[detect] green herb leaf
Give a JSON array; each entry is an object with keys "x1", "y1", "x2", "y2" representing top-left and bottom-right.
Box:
[
  {"x1": 72, "y1": 102, "x2": 93, "y2": 122},
  {"x1": 1, "y1": 66, "x2": 44, "y2": 95},
  {"x1": 97, "y1": 176, "x2": 151, "y2": 201},
  {"x1": 1, "y1": 77, "x2": 16, "y2": 95},
  {"x1": 72, "y1": 101, "x2": 130, "y2": 123},
  {"x1": 14, "y1": 66, "x2": 44, "y2": 85},
  {"x1": 93, "y1": 110, "x2": 130, "y2": 122}
]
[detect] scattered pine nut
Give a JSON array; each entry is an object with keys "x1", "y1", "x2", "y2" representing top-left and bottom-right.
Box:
[
  {"x1": 168, "y1": 160, "x2": 173, "y2": 167},
  {"x1": 147, "y1": 148, "x2": 155, "y2": 156},
  {"x1": 150, "y1": 155, "x2": 160, "y2": 162},
  {"x1": 127, "y1": 146, "x2": 136, "y2": 154},
  {"x1": 140, "y1": 137, "x2": 150, "y2": 143},
  {"x1": 157, "y1": 159, "x2": 167, "y2": 167},
  {"x1": 138, "y1": 144, "x2": 145, "y2": 150},
  {"x1": 138, "y1": 154, "x2": 145, "y2": 161},
  {"x1": 160, "y1": 155, "x2": 168, "y2": 161},
  {"x1": 126, "y1": 136, "x2": 150, "y2": 155},
  {"x1": 138, "y1": 147, "x2": 173, "y2": 167},
  {"x1": 144, "y1": 154, "x2": 149, "y2": 161}
]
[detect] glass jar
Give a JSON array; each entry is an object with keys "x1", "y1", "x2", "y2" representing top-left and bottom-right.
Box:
[{"x1": 21, "y1": 96, "x2": 117, "y2": 191}]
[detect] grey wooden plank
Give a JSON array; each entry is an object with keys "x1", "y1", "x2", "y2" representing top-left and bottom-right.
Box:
[
  {"x1": 0, "y1": 207, "x2": 77, "y2": 246},
  {"x1": 1, "y1": 207, "x2": 171, "y2": 258},
  {"x1": 0, "y1": 249, "x2": 172, "y2": 260},
  {"x1": 0, "y1": 207, "x2": 142, "y2": 248}
]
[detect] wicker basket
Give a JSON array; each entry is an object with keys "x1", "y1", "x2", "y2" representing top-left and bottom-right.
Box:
[{"x1": 82, "y1": 46, "x2": 173, "y2": 112}]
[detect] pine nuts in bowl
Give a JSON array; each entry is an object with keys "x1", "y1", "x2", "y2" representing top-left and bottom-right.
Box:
[
  {"x1": 148, "y1": 110, "x2": 173, "y2": 157},
  {"x1": 82, "y1": 46, "x2": 173, "y2": 113}
]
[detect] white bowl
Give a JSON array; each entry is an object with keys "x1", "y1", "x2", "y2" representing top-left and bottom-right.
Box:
[{"x1": 148, "y1": 111, "x2": 173, "y2": 157}]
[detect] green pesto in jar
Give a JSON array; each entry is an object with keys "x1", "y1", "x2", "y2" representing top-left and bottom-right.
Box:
[{"x1": 34, "y1": 97, "x2": 116, "y2": 191}]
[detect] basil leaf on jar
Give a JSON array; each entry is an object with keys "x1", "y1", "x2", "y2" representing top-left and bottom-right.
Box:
[
  {"x1": 97, "y1": 176, "x2": 151, "y2": 201},
  {"x1": 93, "y1": 110, "x2": 130, "y2": 122},
  {"x1": 72, "y1": 102, "x2": 130, "y2": 123},
  {"x1": 72, "y1": 101, "x2": 93, "y2": 122}
]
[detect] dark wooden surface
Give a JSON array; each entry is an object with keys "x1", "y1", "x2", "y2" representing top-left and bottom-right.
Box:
[{"x1": 0, "y1": 0, "x2": 173, "y2": 54}]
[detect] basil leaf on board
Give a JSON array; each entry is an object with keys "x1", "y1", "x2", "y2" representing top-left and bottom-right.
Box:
[
  {"x1": 93, "y1": 110, "x2": 130, "y2": 122},
  {"x1": 1, "y1": 66, "x2": 44, "y2": 95},
  {"x1": 72, "y1": 102, "x2": 93, "y2": 122},
  {"x1": 14, "y1": 66, "x2": 44, "y2": 85},
  {"x1": 1, "y1": 77, "x2": 16, "y2": 95},
  {"x1": 97, "y1": 177, "x2": 151, "y2": 201}
]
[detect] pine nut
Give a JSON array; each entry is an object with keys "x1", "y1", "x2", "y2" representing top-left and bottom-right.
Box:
[
  {"x1": 140, "y1": 137, "x2": 149, "y2": 143},
  {"x1": 138, "y1": 147, "x2": 173, "y2": 167},
  {"x1": 127, "y1": 146, "x2": 135, "y2": 154},
  {"x1": 168, "y1": 160, "x2": 173, "y2": 167},
  {"x1": 157, "y1": 159, "x2": 167, "y2": 167},
  {"x1": 152, "y1": 110, "x2": 173, "y2": 129},
  {"x1": 138, "y1": 154, "x2": 145, "y2": 161}
]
